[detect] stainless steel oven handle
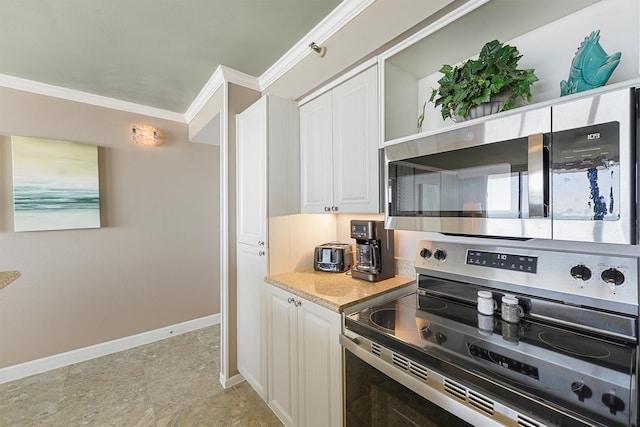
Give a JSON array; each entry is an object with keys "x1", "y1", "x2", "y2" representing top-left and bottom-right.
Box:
[{"x1": 528, "y1": 133, "x2": 546, "y2": 218}]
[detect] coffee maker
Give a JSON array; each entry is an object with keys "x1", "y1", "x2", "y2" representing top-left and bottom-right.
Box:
[{"x1": 350, "y1": 220, "x2": 394, "y2": 282}]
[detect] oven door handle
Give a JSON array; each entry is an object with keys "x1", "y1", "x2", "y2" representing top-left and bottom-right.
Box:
[{"x1": 528, "y1": 133, "x2": 548, "y2": 218}]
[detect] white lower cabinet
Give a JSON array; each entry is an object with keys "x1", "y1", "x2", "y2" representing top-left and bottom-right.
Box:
[
  {"x1": 266, "y1": 283, "x2": 342, "y2": 427},
  {"x1": 237, "y1": 243, "x2": 267, "y2": 399}
]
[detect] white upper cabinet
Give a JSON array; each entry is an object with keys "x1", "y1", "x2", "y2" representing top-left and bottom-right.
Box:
[
  {"x1": 300, "y1": 65, "x2": 380, "y2": 214},
  {"x1": 237, "y1": 96, "x2": 268, "y2": 246},
  {"x1": 299, "y1": 91, "x2": 334, "y2": 213},
  {"x1": 237, "y1": 95, "x2": 300, "y2": 246}
]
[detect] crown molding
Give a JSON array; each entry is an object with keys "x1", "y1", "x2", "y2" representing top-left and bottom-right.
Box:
[
  {"x1": 184, "y1": 66, "x2": 226, "y2": 123},
  {"x1": 0, "y1": 73, "x2": 186, "y2": 123},
  {"x1": 184, "y1": 65, "x2": 260, "y2": 123},
  {"x1": 220, "y1": 65, "x2": 261, "y2": 91},
  {"x1": 258, "y1": 0, "x2": 375, "y2": 91}
]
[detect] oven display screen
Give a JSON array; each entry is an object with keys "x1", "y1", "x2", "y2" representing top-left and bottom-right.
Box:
[
  {"x1": 469, "y1": 344, "x2": 540, "y2": 380},
  {"x1": 466, "y1": 250, "x2": 537, "y2": 274}
]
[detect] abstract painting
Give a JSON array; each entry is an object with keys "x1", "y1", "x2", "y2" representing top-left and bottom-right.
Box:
[{"x1": 11, "y1": 136, "x2": 101, "y2": 232}]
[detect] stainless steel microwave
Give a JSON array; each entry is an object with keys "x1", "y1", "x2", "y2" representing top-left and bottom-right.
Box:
[{"x1": 385, "y1": 87, "x2": 638, "y2": 245}]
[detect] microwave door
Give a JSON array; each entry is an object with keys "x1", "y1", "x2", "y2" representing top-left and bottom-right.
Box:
[
  {"x1": 551, "y1": 87, "x2": 636, "y2": 245},
  {"x1": 386, "y1": 139, "x2": 551, "y2": 239},
  {"x1": 385, "y1": 106, "x2": 552, "y2": 239}
]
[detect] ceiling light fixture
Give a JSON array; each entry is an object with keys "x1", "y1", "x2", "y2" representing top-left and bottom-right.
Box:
[
  {"x1": 131, "y1": 124, "x2": 160, "y2": 146},
  {"x1": 309, "y1": 42, "x2": 327, "y2": 58}
]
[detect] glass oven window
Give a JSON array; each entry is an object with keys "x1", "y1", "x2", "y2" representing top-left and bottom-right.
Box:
[
  {"x1": 345, "y1": 350, "x2": 473, "y2": 427},
  {"x1": 389, "y1": 137, "x2": 529, "y2": 219}
]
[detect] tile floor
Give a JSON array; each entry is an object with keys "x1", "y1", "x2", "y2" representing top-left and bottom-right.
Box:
[{"x1": 0, "y1": 325, "x2": 283, "y2": 426}]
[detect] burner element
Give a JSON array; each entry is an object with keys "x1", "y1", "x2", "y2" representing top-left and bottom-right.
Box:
[
  {"x1": 419, "y1": 298, "x2": 448, "y2": 311},
  {"x1": 539, "y1": 331, "x2": 611, "y2": 358},
  {"x1": 369, "y1": 309, "x2": 423, "y2": 333},
  {"x1": 369, "y1": 309, "x2": 397, "y2": 332}
]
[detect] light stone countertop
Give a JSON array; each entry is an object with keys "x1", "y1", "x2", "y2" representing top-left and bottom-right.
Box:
[
  {"x1": 0, "y1": 271, "x2": 21, "y2": 291},
  {"x1": 265, "y1": 270, "x2": 415, "y2": 313}
]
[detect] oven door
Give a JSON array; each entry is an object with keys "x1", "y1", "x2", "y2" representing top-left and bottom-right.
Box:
[
  {"x1": 385, "y1": 107, "x2": 551, "y2": 239},
  {"x1": 341, "y1": 333, "x2": 506, "y2": 427}
]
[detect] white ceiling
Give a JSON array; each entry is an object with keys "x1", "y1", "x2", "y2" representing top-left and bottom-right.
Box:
[{"x1": 0, "y1": 0, "x2": 341, "y2": 115}]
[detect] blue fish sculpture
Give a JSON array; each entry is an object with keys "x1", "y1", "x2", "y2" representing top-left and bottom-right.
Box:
[{"x1": 560, "y1": 30, "x2": 621, "y2": 96}]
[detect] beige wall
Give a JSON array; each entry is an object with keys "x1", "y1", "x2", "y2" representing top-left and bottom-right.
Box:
[{"x1": 0, "y1": 87, "x2": 220, "y2": 368}]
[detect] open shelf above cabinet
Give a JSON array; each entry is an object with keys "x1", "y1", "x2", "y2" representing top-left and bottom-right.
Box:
[{"x1": 381, "y1": 0, "x2": 638, "y2": 144}]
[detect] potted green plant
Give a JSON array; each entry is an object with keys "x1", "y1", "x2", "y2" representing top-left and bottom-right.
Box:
[{"x1": 429, "y1": 40, "x2": 539, "y2": 121}]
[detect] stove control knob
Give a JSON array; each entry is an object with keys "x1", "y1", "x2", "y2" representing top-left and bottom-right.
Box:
[
  {"x1": 601, "y1": 268, "x2": 625, "y2": 286},
  {"x1": 434, "y1": 249, "x2": 447, "y2": 262},
  {"x1": 602, "y1": 391, "x2": 625, "y2": 415},
  {"x1": 420, "y1": 248, "x2": 432, "y2": 259},
  {"x1": 420, "y1": 326, "x2": 432, "y2": 340},
  {"x1": 571, "y1": 381, "x2": 592, "y2": 402},
  {"x1": 434, "y1": 331, "x2": 447, "y2": 345},
  {"x1": 570, "y1": 264, "x2": 592, "y2": 281}
]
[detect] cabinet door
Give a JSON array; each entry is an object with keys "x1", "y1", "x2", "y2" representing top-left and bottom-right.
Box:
[
  {"x1": 332, "y1": 66, "x2": 380, "y2": 213},
  {"x1": 237, "y1": 96, "x2": 267, "y2": 246},
  {"x1": 297, "y1": 299, "x2": 342, "y2": 427},
  {"x1": 266, "y1": 285, "x2": 299, "y2": 427},
  {"x1": 236, "y1": 243, "x2": 267, "y2": 399},
  {"x1": 300, "y1": 91, "x2": 334, "y2": 213}
]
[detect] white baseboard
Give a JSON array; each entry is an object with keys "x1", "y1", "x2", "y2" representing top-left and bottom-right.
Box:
[
  {"x1": 0, "y1": 314, "x2": 221, "y2": 384},
  {"x1": 219, "y1": 371, "x2": 245, "y2": 389}
]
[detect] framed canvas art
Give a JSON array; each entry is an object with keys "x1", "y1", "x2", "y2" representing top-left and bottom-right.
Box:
[{"x1": 11, "y1": 136, "x2": 101, "y2": 232}]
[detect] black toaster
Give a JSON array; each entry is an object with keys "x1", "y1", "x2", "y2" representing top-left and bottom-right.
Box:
[{"x1": 314, "y1": 242, "x2": 352, "y2": 273}]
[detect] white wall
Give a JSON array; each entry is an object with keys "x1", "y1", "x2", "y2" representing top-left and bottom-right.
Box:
[{"x1": 0, "y1": 87, "x2": 220, "y2": 368}]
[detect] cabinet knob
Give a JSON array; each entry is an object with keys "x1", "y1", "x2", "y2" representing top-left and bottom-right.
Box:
[
  {"x1": 331, "y1": 206, "x2": 338, "y2": 212},
  {"x1": 324, "y1": 206, "x2": 331, "y2": 212},
  {"x1": 287, "y1": 297, "x2": 302, "y2": 307},
  {"x1": 258, "y1": 251, "x2": 265, "y2": 256},
  {"x1": 258, "y1": 241, "x2": 265, "y2": 246}
]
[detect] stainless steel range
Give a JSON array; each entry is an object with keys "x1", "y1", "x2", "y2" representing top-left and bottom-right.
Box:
[{"x1": 341, "y1": 240, "x2": 638, "y2": 427}]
